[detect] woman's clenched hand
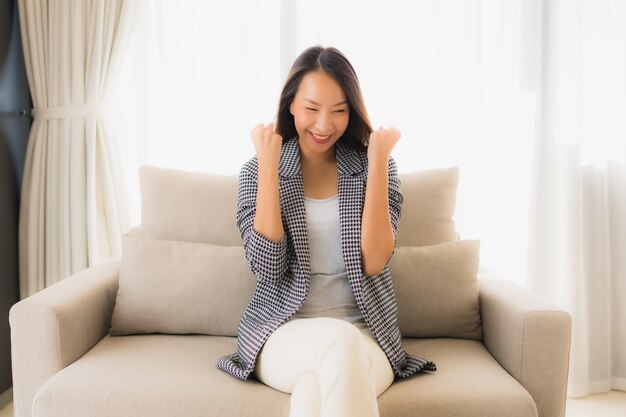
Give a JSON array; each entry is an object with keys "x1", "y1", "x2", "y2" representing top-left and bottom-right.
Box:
[
  {"x1": 251, "y1": 122, "x2": 283, "y2": 168},
  {"x1": 367, "y1": 126, "x2": 401, "y2": 164}
]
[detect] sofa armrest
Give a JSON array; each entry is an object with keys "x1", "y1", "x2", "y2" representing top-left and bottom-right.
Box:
[
  {"x1": 478, "y1": 276, "x2": 572, "y2": 417},
  {"x1": 9, "y1": 259, "x2": 120, "y2": 417}
]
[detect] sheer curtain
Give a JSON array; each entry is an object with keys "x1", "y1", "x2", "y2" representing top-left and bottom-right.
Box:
[
  {"x1": 526, "y1": 0, "x2": 626, "y2": 397},
  {"x1": 110, "y1": 0, "x2": 625, "y2": 397},
  {"x1": 110, "y1": 0, "x2": 284, "y2": 231}
]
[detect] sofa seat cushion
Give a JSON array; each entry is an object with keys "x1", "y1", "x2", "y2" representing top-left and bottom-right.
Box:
[
  {"x1": 33, "y1": 336, "x2": 536, "y2": 417},
  {"x1": 32, "y1": 334, "x2": 289, "y2": 417},
  {"x1": 381, "y1": 338, "x2": 538, "y2": 417}
]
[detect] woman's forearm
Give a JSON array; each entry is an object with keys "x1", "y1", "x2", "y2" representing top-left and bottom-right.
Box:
[
  {"x1": 248, "y1": 122, "x2": 284, "y2": 243},
  {"x1": 253, "y1": 161, "x2": 285, "y2": 243},
  {"x1": 360, "y1": 158, "x2": 394, "y2": 277}
]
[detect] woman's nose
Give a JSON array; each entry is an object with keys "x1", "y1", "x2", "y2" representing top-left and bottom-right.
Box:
[{"x1": 315, "y1": 112, "x2": 332, "y2": 132}]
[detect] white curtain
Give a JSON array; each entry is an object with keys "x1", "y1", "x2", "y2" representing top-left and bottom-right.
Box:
[
  {"x1": 18, "y1": 0, "x2": 138, "y2": 298},
  {"x1": 526, "y1": 0, "x2": 626, "y2": 397},
  {"x1": 109, "y1": 0, "x2": 284, "y2": 232}
]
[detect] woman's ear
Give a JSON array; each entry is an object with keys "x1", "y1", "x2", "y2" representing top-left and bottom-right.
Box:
[{"x1": 289, "y1": 101, "x2": 294, "y2": 115}]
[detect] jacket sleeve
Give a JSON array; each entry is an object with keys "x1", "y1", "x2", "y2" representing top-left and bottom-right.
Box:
[
  {"x1": 385, "y1": 156, "x2": 404, "y2": 267},
  {"x1": 236, "y1": 160, "x2": 289, "y2": 283},
  {"x1": 387, "y1": 157, "x2": 404, "y2": 249}
]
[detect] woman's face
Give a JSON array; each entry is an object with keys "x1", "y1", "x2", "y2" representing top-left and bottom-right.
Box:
[{"x1": 290, "y1": 70, "x2": 350, "y2": 159}]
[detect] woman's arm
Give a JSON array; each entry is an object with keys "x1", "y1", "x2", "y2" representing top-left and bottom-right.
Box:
[
  {"x1": 361, "y1": 159, "x2": 393, "y2": 276},
  {"x1": 361, "y1": 127, "x2": 402, "y2": 277},
  {"x1": 236, "y1": 122, "x2": 287, "y2": 283},
  {"x1": 250, "y1": 122, "x2": 285, "y2": 242}
]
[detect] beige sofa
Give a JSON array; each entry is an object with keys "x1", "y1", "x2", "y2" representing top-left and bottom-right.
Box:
[{"x1": 10, "y1": 165, "x2": 572, "y2": 417}]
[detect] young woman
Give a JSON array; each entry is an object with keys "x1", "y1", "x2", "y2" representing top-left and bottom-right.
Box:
[{"x1": 217, "y1": 46, "x2": 436, "y2": 417}]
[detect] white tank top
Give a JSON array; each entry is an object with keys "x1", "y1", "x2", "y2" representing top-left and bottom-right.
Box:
[{"x1": 291, "y1": 194, "x2": 366, "y2": 327}]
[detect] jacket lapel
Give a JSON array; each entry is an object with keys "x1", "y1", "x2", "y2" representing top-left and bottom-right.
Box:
[
  {"x1": 336, "y1": 142, "x2": 368, "y2": 296},
  {"x1": 278, "y1": 138, "x2": 310, "y2": 278}
]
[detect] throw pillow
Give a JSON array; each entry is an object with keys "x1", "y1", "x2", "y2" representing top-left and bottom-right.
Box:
[
  {"x1": 390, "y1": 239, "x2": 482, "y2": 340},
  {"x1": 110, "y1": 235, "x2": 255, "y2": 336}
]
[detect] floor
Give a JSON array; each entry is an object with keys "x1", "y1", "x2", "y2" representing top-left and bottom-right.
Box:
[
  {"x1": 566, "y1": 390, "x2": 626, "y2": 417},
  {"x1": 1, "y1": 390, "x2": 625, "y2": 416}
]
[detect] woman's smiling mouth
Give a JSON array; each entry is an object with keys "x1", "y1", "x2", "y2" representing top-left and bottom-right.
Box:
[{"x1": 309, "y1": 131, "x2": 333, "y2": 143}]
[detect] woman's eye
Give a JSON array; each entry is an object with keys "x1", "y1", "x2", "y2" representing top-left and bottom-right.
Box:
[
  {"x1": 335, "y1": 109, "x2": 346, "y2": 113},
  {"x1": 306, "y1": 107, "x2": 317, "y2": 111}
]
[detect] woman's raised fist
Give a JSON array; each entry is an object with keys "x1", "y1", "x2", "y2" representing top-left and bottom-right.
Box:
[
  {"x1": 250, "y1": 122, "x2": 283, "y2": 167},
  {"x1": 367, "y1": 126, "x2": 401, "y2": 163}
]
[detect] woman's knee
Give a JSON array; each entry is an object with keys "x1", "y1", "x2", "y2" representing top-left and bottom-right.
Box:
[{"x1": 313, "y1": 319, "x2": 370, "y2": 367}]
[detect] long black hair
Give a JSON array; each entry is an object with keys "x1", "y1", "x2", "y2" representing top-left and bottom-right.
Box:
[{"x1": 275, "y1": 46, "x2": 372, "y2": 153}]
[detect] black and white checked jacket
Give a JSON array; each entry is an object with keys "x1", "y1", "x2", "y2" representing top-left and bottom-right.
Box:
[{"x1": 216, "y1": 136, "x2": 436, "y2": 380}]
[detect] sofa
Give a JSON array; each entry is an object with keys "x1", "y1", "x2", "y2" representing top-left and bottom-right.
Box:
[{"x1": 10, "y1": 164, "x2": 572, "y2": 417}]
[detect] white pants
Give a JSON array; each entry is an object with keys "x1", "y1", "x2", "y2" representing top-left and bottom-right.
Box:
[{"x1": 254, "y1": 317, "x2": 395, "y2": 417}]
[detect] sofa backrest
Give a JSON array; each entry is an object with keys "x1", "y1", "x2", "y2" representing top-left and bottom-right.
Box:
[
  {"x1": 396, "y1": 167, "x2": 459, "y2": 246},
  {"x1": 139, "y1": 164, "x2": 460, "y2": 247},
  {"x1": 140, "y1": 165, "x2": 241, "y2": 245}
]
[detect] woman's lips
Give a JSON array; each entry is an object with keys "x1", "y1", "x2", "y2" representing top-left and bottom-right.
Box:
[{"x1": 308, "y1": 131, "x2": 333, "y2": 144}]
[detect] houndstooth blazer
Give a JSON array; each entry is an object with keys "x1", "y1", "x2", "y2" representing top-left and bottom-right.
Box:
[{"x1": 216, "y1": 136, "x2": 436, "y2": 380}]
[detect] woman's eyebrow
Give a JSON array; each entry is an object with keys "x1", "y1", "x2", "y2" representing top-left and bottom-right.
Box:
[{"x1": 304, "y1": 98, "x2": 348, "y2": 107}]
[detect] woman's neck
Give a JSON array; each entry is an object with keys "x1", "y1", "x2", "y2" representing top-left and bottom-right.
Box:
[
  {"x1": 299, "y1": 145, "x2": 339, "y2": 199},
  {"x1": 299, "y1": 145, "x2": 336, "y2": 170}
]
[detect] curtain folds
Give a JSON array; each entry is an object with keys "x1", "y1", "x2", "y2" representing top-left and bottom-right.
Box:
[
  {"x1": 17, "y1": 0, "x2": 138, "y2": 298},
  {"x1": 526, "y1": 0, "x2": 626, "y2": 397}
]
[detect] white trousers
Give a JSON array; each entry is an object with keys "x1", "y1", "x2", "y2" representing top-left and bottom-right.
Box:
[{"x1": 254, "y1": 317, "x2": 395, "y2": 417}]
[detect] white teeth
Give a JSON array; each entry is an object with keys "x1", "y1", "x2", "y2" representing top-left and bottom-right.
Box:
[{"x1": 311, "y1": 132, "x2": 331, "y2": 140}]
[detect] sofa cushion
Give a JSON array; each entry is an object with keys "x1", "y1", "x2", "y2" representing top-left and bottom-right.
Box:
[
  {"x1": 391, "y1": 239, "x2": 482, "y2": 340},
  {"x1": 32, "y1": 335, "x2": 290, "y2": 417},
  {"x1": 380, "y1": 338, "x2": 537, "y2": 417},
  {"x1": 110, "y1": 236, "x2": 480, "y2": 339},
  {"x1": 140, "y1": 165, "x2": 459, "y2": 247},
  {"x1": 110, "y1": 235, "x2": 255, "y2": 336},
  {"x1": 397, "y1": 167, "x2": 459, "y2": 246},
  {"x1": 32, "y1": 335, "x2": 536, "y2": 417},
  {"x1": 140, "y1": 165, "x2": 241, "y2": 245}
]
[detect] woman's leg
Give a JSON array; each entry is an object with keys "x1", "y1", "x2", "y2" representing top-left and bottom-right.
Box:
[
  {"x1": 357, "y1": 326, "x2": 396, "y2": 397},
  {"x1": 254, "y1": 317, "x2": 395, "y2": 417},
  {"x1": 289, "y1": 372, "x2": 321, "y2": 417}
]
